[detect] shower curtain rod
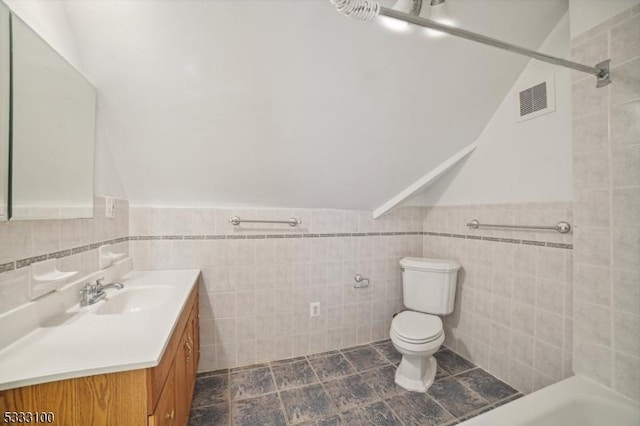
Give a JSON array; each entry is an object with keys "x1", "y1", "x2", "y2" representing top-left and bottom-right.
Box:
[
  {"x1": 378, "y1": 7, "x2": 611, "y2": 88},
  {"x1": 331, "y1": 0, "x2": 611, "y2": 88}
]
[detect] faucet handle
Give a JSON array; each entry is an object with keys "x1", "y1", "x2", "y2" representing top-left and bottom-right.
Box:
[{"x1": 96, "y1": 277, "x2": 105, "y2": 288}]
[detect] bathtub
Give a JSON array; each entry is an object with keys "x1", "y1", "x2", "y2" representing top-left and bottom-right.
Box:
[{"x1": 459, "y1": 375, "x2": 640, "y2": 426}]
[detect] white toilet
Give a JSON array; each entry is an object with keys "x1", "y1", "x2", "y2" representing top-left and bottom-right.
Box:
[{"x1": 390, "y1": 257, "x2": 461, "y2": 393}]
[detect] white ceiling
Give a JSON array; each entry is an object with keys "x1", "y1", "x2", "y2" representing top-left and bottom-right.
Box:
[{"x1": 62, "y1": 0, "x2": 567, "y2": 209}]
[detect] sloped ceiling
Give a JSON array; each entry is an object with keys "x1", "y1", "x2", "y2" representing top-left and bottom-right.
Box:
[{"x1": 63, "y1": 0, "x2": 567, "y2": 209}]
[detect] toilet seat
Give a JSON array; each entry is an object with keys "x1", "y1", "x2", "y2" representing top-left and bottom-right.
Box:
[{"x1": 391, "y1": 311, "x2": 443, "y2": 344}]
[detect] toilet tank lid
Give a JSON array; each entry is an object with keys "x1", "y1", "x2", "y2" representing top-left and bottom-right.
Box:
[{"x1": 400, "y1": 257, "x2": 461, "y2": 272}]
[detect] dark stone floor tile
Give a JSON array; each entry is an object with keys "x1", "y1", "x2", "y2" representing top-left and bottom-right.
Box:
[
  {"x1": 340, "y1": 408, "x2": 369, "y2": 426},
  {"x1": 279, "y1": 383, "x2": 337, "y2": 423},
  {"x1": 360, "y1": 365, "x2": 406, "y2": 399},
  {"x1": 373, "y1": 341, "x2": 402, "y2": 365},
  {"x1": 493, "y1": 392, "x2": 523, "y2": 407},
  {"x1": 457, "y1": 405, "x2": 494, "y2": 422},
  {"x1": 231, "y1": 393, "x2": 286, "y2": 426},
  {"x1": 323, "y1": 374, "x2": 378, "y2": 411},
  {"x1": 192, "y1": 374, "x2": 229, "y2": 408},
  {"x1": 435, "y1": 365, "x2": 450, "y2": 381},
  {"x1": 309, "y1": 353, "x2": 356, "y2": 381},
  {"x1": 342, "y1": 401, "x2": 402, "y2": 426},
  {"x1": 385, "y1": 393, "x2": 454, "y2": 426},
  {"x1": 342, "y1": 347, "x2": 390, "y2": 372},
  {"x1": 272, "y1": 360, "x2": 318, "y2": 390},
  {"x1": 197, "y1": 368, "x2": 228, "y2": 378},
  {"x1": 433, "y1": 349, "x2": 475, "y2": 375},
  {"x1": 427, "y1": 377, "x2": 489, "y2": 418},
  {"x1": 297, "y1": 415, "x2": 342, "y2": 426},
  {"x1": 455, "y1": 368, "x2": 518, "y2": 403},
  {"x1": 271, "y1": 356, "x2": 307, "y2": 366},
  {"x1": 229, "y1": 366, "x2": 276, "y2": 400},
  {"x1": 361, "y1": 401, "x2": 403, "y2": 426},
  {"x1": 307, "y1": 350, "x2": 340, "y2": 359},
  {"x1": 189, "y1": 402, "x2": 230, "y2": 426}
]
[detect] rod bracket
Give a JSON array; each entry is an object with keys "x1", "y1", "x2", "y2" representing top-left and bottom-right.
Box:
[{"x1": 595, "y1": 59, "x2": 611, "y2": 88}]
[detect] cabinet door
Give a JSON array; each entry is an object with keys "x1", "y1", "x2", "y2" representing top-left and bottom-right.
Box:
[
  {"x1": 174, "y1": 329, "x2": 188, "y2": 426},
  {"x1": 193, "y1": 303, "x2": 200, "y2": 373},
  {"x1": 175, "y1": 307, "x2": 198, "y2": 425},
  {"x1": 149, "y1": 370, "x2": 177, "y2": 426},
  {"x1": 188, "y1": 306, "x2": 198, "y2": 389}
]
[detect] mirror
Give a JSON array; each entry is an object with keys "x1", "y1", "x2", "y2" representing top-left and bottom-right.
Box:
[
  {"x1": 10, "y1": 13, "x2": 96, "y2": 220},
  {"x1": 0, "y1": 2, "x2": 9, "y2": 221}
]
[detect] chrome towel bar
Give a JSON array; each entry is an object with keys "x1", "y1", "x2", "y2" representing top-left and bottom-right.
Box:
[
  {"x1": 229, "y1": 216, "x2": 302, "y2": 227},
  {"x1": 466, "y1": 219, "x2": 571, "y2": 234}
]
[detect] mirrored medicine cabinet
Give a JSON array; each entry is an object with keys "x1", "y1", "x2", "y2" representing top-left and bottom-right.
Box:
[{"x1": 0, "y1": 1, "x2": 96, "y2": 221}]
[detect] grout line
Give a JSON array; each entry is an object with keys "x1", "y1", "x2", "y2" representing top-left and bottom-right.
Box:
[
  {"x1": 338, "y1": 348, "x2": 363, "y2": 375},
  {"x1": 424, "y1": 391, "x2": 459, "y2": 424},
  {"x1": 428, "y1": 371, "x2": 494, "y2": 424},
  {"x1": 380, "y1": 399, "x2": 407, "y2": 426},
  {"x1": 446, "y1": 365, "x2": 478, "y2": 378},
  {"x1": 307, "y1": 350, "x2": 342, "y2": 423},
  {"x1": 268, "y1": 363, "x2": 292, "y2": 425}
]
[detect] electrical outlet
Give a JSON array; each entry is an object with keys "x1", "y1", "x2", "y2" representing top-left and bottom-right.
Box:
[
  {"x1": 105, "y1": 197, "x2": 116, "y2": 219},
  {"x1": 310, "y1": 302, "x2": 320, "y2": 317}
]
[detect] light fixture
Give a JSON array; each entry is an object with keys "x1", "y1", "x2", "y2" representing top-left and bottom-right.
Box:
[
  {"x1": 379, "y1": 0, "x2": 422, "y2": 32},
  {"x1": 424, "y1": 0, "x2": 455, "y2": 37}
]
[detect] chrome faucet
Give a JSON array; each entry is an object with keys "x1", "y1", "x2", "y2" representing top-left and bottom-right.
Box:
[
  {"x1": 96, "y1": 277, "x2": 124, "y2": 292},
  {"x1": 79, "y1": 278, "x2": 124, "y2": 306}
]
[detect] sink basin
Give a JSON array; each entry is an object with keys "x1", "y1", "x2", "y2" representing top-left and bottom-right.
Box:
[{"x1": 95, "y1": 286, "x2": 175, "y2": 315}]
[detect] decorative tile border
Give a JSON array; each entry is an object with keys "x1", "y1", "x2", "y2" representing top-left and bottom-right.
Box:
[
  {"x1": 423, "y1": 231, "x2": 572, "y2": 249},
  {"x1": 0, "y1": 230, "x2": 572, "y2": 276},
  {"x1": 0, "y1": 262, "x2": 16, "y2": 273},
  {"x1": 131, "y1": 231, "x2": 424, "y2": 241},
  {"x1": 3, "y1": 236, "x2": 130, "y2": 273}
]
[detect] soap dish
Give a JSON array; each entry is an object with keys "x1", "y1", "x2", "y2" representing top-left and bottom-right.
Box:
[
  {"x1": 29, "y1": 259, "x2": 78, "y2": 300},
  {"x1": 99, "y1": 244, "x2": 126, "y2": 270}
]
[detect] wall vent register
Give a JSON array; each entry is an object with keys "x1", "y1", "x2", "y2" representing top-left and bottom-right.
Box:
[
  {"x1": 516, "y1": 76, "x2": 555, "y2": 122},
  {"x1": 519, "y1": 82, "x2": 546, "y2": 115}
]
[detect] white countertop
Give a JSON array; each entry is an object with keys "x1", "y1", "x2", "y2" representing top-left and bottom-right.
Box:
[{"x1": 0, "y1": 268, "x2": 200, "y2": 391}]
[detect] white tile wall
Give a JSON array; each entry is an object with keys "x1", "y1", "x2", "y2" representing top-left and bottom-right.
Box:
[
  {"x1": 0, "y1": 196, "x2": 130, "y2": 314},
  {"x1": 422, "y1": 202, "x2": 574, "y2": 395},
  {"x1": 571, "y1": 4, "x2": 640, "y2": 402},
  {"x1": 129, "y1": 206, "x2": 424, "y2": 370}
]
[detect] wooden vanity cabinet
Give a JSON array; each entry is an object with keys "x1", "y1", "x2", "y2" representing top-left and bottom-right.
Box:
[
  {"x1": 149, "y1": 368, "x2": 177, "y2": 426},
  {"x1": 170, "y1": 304, "x2": 199, "y2": 426},
  {"x1": 0, "y1": 285, "x2": 200, "y2": 426}
]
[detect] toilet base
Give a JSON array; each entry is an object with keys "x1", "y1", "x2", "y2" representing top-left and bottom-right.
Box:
[{"x1": 394, "y1": 355, "x2": 437, "y2": 393}]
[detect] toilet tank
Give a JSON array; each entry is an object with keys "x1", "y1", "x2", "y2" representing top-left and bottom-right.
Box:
[{"x1": 400, "y1": 257, "x2": 461, "y2": 315}]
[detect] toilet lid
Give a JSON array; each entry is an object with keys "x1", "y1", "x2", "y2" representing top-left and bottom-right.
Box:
[{"x1": 391, "y1": 311, "x2": 442, "y2": 343}]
